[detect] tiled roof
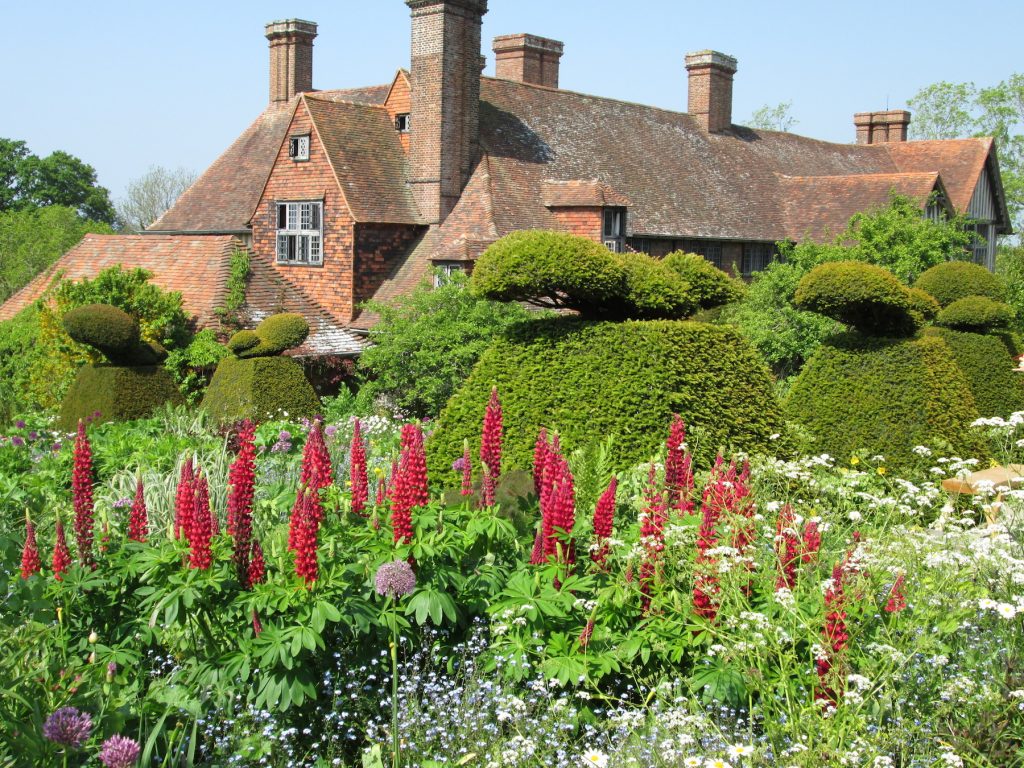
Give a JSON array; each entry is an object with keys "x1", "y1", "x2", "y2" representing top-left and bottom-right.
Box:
[
  {"x1": 0, "y1": 234, "x2": 237, "y2": 326},
  {"x1": 304, "y1": 95, "x2": 422, "y2": 224},
  {"x1": 541, "y1": 179, "x2": 632, "y2": 208},
  {"x1": 778, "y1": 172, "x2": 945, "y2": 242}
]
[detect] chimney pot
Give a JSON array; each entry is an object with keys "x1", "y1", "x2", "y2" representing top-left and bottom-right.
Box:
[
  {"x1": 265, "y1": 19, "x2": 317, "y2": 104},
  {"x1": 493, "y1": 33, "x2": 564, "y2": 88},
  {"x1": 685, "y1": 50, "x2": 738, "y2": 133},
  {"x1": 854, "y1": 110, "x2": 911, "y2": 144}
]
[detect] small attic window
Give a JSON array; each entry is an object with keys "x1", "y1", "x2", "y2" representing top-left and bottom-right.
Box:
[
  {"x1": 395, "y1": 113, "x2": 411, "y2": 133},
  {"x1": 288, "y1": 134, "x2": 310, "y2": 161}
]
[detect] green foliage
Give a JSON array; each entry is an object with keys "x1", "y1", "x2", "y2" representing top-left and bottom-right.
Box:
[
  {"x1": 233, "y1": 313, "x2": 309, "y2": 358},
  {"x1": 614, "y1": 250, "x2": 696, "y2": 319},
  {"x1": 0, "y1": 205, "x2": 112, "y2": 302},
  {"x1": 926, "y1": 327, "x2": 1024, "y2": 417},
  {"x1": 746, "y1": 101, "x2": 797, "y2": 132},
  {"x1": 997, "y1": 244, "x2": 1024, "y2": 333},
  {"x1": 0, "y1": 306, "x2": 40, "y2": 422},
  {"x1": 215, "y1": 248, "x2": 251, "y2": 329},
  {"x1": 719, "y1": 262, "x2": 842, "y2": 378},
  {"x1": 906, "y1": 287, "x2": 941, "y2": 321},
  {"x1": 794, "y1": 261, "x2": 919, "y2": 336},
  {"x1": 0, "y1": 138, "x2": 116, "y2": 223},
  {"x1": 427, "y1": 318, "x2": 789, "y2": 483},
  {"x1": 662, "y1": 251, "x2": 746, "y2": 309},
  {"x1": 915, "y1": 260, "x2": 1007, "y2": 306},
  {"x1": 935, "y1": 295, "x2": 1015, "y2": 332},
  {"x1": 164, "y1": 329, "x2": 229, "y2": 406},
  {"x1": 201, "y1": 355, "x2": 320, "y2": 423},
  {"x1": 358, "y1": 272, "x2": 533, "y2": 419},
  {"x1": 785, "y1": 332, "x2": 985, "y2": 466},
  {"x1": 62, "y1": 303, "x2": 167, "y2": 366},
  {"x1": 57, "y1": 363, "x2": 184, "y2": 431}
]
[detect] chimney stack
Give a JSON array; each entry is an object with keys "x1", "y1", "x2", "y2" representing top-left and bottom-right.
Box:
[
  {"x1": 854, "y1": 110, "x2": 911, "y2": 144},
  {"x1": 685, "y1": 50, "x2": 737, "y2": 133},
  {"x1": 493, "y1": 34, "x2": 564, "y2": 88},
  {"x1": 406, "y1": 0, "x2": 488, "y2": 224},
  {"x1": 265, "y1": 19, "x2": 317, "y2": 104}
]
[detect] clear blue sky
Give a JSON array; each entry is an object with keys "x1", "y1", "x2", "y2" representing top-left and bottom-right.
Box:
[{"x1": 2, "y1": 1, "x2": 1021, "y2": 203}]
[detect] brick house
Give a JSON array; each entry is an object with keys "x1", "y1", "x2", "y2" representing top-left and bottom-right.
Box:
[{"x1": 1, "y1": 0, "x2": 1012, "y2": 355}]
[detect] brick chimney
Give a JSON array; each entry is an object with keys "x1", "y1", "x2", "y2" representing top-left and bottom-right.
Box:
[
  {"x1": 685, "y1": 50, "x2": 738, "y2": 133},
  {"x1": 854, "y1": 110, "x2": 911, "y2": 144},
  {"x1": 406, "y1": 0, "x2": 488, "y2": 224},
  {"x1": 493, "y1": 34, "x2": 564, "y2": 88},
  {"x1": 265, "y1": 19, "x2": 317, "y2": 104}
]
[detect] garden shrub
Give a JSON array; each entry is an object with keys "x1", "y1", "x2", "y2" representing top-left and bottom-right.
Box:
[
  {"x1": 925, "y1": 326, "x2": 1024, "y2": 418},
  {"x1": 785, "y1": 332, "x2": 985, "y2": 466},
  {"x1": 934, "y1": 295, "x2": 1015, "y2": 332},
  {"x1": 236, "y1": 313, "x2": 309, "y2": 358},
  {"x1": 201, "y1": 356, "x2": 320, "y2": 424},
  {"x1": 794, "y1": 261, "x2": 919, "y2": 336},
  {"x1": 614, "y1": 251, "x2": 696, "y2": 319},
  {"x1": 906, "y1": 287, "x2": 941, "y2": 321},
  {"x1": 63, "y1": 303, "x2": 165, "y2": 365},
  {"x1": 427, "y1": 318, "x2": 788, "y2": 483},
  {"x1": 57, "y1": 363, "x2": 184, "y2": 431},
  {"x1": 662, "y1": 251, "x2": 746, "y2": 309},
  {"x1": 915, "y1": 261, "x2": 1007, "y2": 307},
  {"x1": 0, "y1": 306, "x2": 41, "y2": 423}
]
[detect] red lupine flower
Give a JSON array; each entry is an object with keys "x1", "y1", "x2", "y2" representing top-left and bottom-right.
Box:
[
  {"x1": 579, "y1": 618, "x2": 595, "y2": 649},
  {"x1": 228, "y1": 420, "x2": 256, "y2": 584},
  {"x1": 349, "y1": 419, "x2": 369, "y2": 517},
  {"x1": 460, "y1": 440, "x2": 473, "y2": 497},
  {"x1": 52, "y1": 518, "x2": 72, "y2": 580},
  {"x1": 127, "y1": 477, "x2": 148, "y2": 543},
  {"x1": 188, "y1": 474, "x2": 213, "y2": 570},
  {"x1": 529, "y1": 527, "x2": 545, "y2": 565},
  {"x1": 730, "y1": 460, "x2": 757, "y2": 554},
  {"x1": 802, "y1": 520, "x2": 822, "y2": 563},
  {"x1": 692, "y1": 458, "x2": 727, "y2": 621},
  {"x1": 252, "y1": 609, "x2": 263, "y2": 636},
  {"x1": 591, "y1": 476, "x2": 618, "y2": 567},
  {"x1": 173, "y1": 457, "x2": 195, "y2": 542},
  {"x1": 389, "y1": 424, "x2": 428, "y2": 545},
  {"x1": 816, "y1": 561, "x2": 851, "y2": 704},
  {"x1": 293, "y1": 487, "x2": 320, "y2": 585},
  {"x1": 71, "y1": 420, "x2": 95, "y2": 568},
  {"x1": 375, "y1": 472, "x2": 388, "y2": 508},
  {"x1": 21, "y1": 514, "x2": 41, "y2": 579},
  {"x1": 664, "y1": 415, "x2": 696, "y2": 515},
  {"x1": 300, "y1": 420, "x2": 334, "y2": 491},
  {"x1": 775, "y1": 504, "x2": 800, "y2": 591},
  {"x1": 639, "y1": 463, "x2": 667, "y2": 614},
  {"x1": 542, "y1": 453, "x2": 574, "y2": 560},
  {"x1": 480, "y1": 387, "x2": 502, "y2": 506},
  {"x1": 885, "y1": 574, "x2": 907, "y2": 613},
  {"x1": 248, "y1": 539, "x2": 267, "y2": 588},
  {"x1": 532, "y1": 428, "x2": 549, "y2": 496}
]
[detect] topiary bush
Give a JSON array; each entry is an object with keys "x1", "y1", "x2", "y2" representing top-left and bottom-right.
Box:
[
  {"x1": 906, "y1": 287, "x2": 941, "y2": 322},
  {"x1": 662, "y1": 251, "x2": 746, "y2": 309},
  {"x1": 427, "y1": 318, "x2": 789, "y2": 484},
  {"x1": 915, "y1": 261, "x2": 1007, "y2": 307},
  {"x1": 234, "y1": 313, "x2": 310, "y2": 358},
  {"x1": 615, "y1": 251, "x2": 696, "y2": 319},
  {"x1": 785, "y1": 332, "x2": 985, "y2": 467},
  {"x1": 935, "y1": 296, "x2": 1015, "y2": 332},
  {"x1": 57, "y1": 364, "x2": 184, "y2": 431},
  {"x1": 201, "y1": 356, "x2": 320, "y2": 424},
  {"x1": 63, "y1": 304, "x2": 166, "y2": 365},
  {"x1": 925, "y1": 327, "x2": 1024, "y2": 418},
  {"x1": 794, "y1": 261, "x2": 920, "y2": 336}
]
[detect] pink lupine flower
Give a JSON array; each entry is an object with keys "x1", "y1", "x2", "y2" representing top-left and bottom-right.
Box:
[
  {"x1": 349, "y1": 418, "x2": 369, "y2": 517},
  {"x1": 72, "y1": 420, "x2": 95, "y2": 568},
  {"x1": 591, "y1": 476, "x2": 618, "y2": 567},
  {"x1": 128, "y1": 476, "x2": 148, "y2": 543}
]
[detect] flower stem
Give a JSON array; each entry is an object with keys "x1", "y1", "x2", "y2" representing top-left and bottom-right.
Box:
[{"x1": 391, "y1": 600, "x2": 400, "y2": 768}]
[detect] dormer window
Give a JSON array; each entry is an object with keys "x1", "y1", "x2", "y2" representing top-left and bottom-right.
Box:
[
  {"x1": 276, "y1": 201, "x2": 322, "y2": 265},
  {"x1": 603, "y1": 207, "x2": 626, "y2": 252},
  {"x1": 395, "y1": 113, "x2": 411, "y2": 133},
  {"x1": 288, "y1": 134, "x2": 310, "y2": 161}
]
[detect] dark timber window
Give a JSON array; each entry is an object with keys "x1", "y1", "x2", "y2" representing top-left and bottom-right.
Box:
[
  {"x1": 276, "y1": 201, "x2": 322, "y2": 265},
  {"x1": 395, "y1": 113, "x2": 411, "y2": 133},
  {"x1": 741, "y1": 242, "x2": 774, "y2": 276},
  {"x1": 288, "y1": 134, "x2": 310, "y2": 161},
  {"x1": 603, "y1": 207, "x2": 626, "y2": 252}
]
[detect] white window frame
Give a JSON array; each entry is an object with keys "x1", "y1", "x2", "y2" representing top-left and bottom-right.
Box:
[
  {"x1": 288, "y1": 134, "x2": 310, "y2": 161},
  {"x1": 433, "y1": 261, "x2": 466, "y2": 287},
  {"x1": 275, "y1": 201, "x2": 323, "y2": 266}
]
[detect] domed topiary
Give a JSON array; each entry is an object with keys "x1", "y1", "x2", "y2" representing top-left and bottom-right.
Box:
[
  {"x1": 615, "y1": 252, "x2": 696, "y2": 319},
  {"x1": 794, "y1": 261, "x2": 919, "y2": 336},
  {"x1": 925, "y1": 327, "x2": 1024, "y2": 418},
  {"x1": 915, "y1": 261, "x2": 1006, "y2": 307},
  {"x1": 935, "y1": 296, "x2": 1015, "y2": 332},
  {"x1": 906, "y1": 287, "x2": 941, "y2": 322},
  {"x1": 227, "y1": 329, "x2": 260, "y2": 356},
  {"x1": 234, "y1": 313, "x2": 310, "y2": 358},
  {"x1": 63, "y1": 304, "x2": 165, "y2": 365},
  {"x1": 662, "y1": 251, "x2": 746, "y2": 309}
]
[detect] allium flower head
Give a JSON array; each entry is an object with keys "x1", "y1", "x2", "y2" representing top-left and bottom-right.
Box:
[
  {"x1": 98, "y1": 734, "x2": 140, "y2": 768},
  {"x1": 374, "y1": 559, "x2": 416, "y2": 598},
  {"x1": 42, "y1": 706, "x2": 92, "y2": 748}
]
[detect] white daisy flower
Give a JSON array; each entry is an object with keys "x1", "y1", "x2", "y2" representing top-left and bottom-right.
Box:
[{"x1": 581, "y1": 750, "x2": 609, "y2": 768}]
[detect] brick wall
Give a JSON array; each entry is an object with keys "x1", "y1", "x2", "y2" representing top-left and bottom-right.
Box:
[
  {"x1": 354, "y1": 223, "x2": 424, "y2": 305},
  {"x1": 685, "y1": 51, "x2": 737, "y2": 133},
  {"x1": 385, "y1": 72, "x2": 412, "y2": 153},
  {"x1": 265, "y1": 20, "x2": 317, "y2": 104},
  {"x1": 493, "y1": 34, "x2": 563, "y2": 88},
  {"x1": 251, "y1": 100, "x2": 356, "y2": 322},
  {"x1": 550, "y1": 207, "x2": 603, "y2": 241}
]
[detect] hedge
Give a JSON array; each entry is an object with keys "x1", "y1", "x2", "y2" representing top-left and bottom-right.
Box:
[
  {"x1": 794, "y1": 261, "x2": 919, "y2": 336},
  {"x1": 926, "y1": 327, "x2": 1024, "y2": 418},
  {"x1": 935, "y1": 296, "x2": 1015, "y2": 332},
  {"x1": 785, "y1": 332, "x2": 985, "y2": 467},
  {"x1": 915, "y1": 261, "x2": 1006, "y2": 307},
  {"x1": 201, "y1": 356, "x2": 320, "y2": 424},
  {"x1": 906, "y1": 287, "x2": 941, "y2": 322},
  {"x1": 662, "y1": 251, "x2": 746, "y2": 309},
  {"x1": 57, "y1": 364, "x2": 184, "y2": 431},
  {"x1": 235, "y1": 313, "x2": 310, "y2": 358},
  {"x1": 427, "y1": 318, "x2": 789, "y2": 484},
  {"x1": 62, "y1": 303, "x2": 165, "y2": 366}
]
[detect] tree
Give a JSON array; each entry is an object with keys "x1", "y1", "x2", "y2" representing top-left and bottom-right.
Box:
[
  {"x1": 0, "y1": 205, "x2": 113, "y2": 302},
  {"x1": 357, "y1": 271, "x2": 534, "y2": 419},
  {"x1": 0, "y1": 138, "x2": 115, "y2": 224},
  {"x1": 747, "y1": 101, "x2": 798, "y2": 132},
  {"x1": 908, "y1": 75, "x2": 1024, "y2": 235},
  {"x1": 116, "y1": 165, "x2": 197, "y2": 232}
]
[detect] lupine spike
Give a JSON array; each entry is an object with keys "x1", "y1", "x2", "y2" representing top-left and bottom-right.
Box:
[
  {"x1": 248, "y1": 539, "x2": 267, "y2": 587},
  {"x1": 802, "y1": 521, "x2": 822, "y2": 562},
  {"x1": 639, "y1": 463, "x2": 667, "y2": 614},
  {"x1": 591, "y1": 476, "x2": 617, "y2": 567},
  {"x1": 817, "y1": 560, "x2": 851, "y2": 704},
  {"x1": 293, "y1": 487, "x2": 320, "y2": 585},
  {"x1": 885, "y1": 574, "x2": 907, "y2": 613},
  {"x1": 228, "y1": 420, "x2": 257, "y2": 585},
  {"x1": 127, "y1": 476, "x2": 148, "y2": 543},
  {"x1": 173, "y1": 456, "x2": 195, "y2": 542},
  {"x1": 664, "y1": 414, "x2": 693, "y2": 515},
  {"x1": 188, "y1": 473, "x2": 213, "y2": 570},
  {"x1": 71, "y1": 420, "x2": 95, "y2": 568},
  {"x1": 480, "y1": 387, "x2": 503, "y2": 506},
  {"x1": 349, "y1": 418, "x2": 369, "y2": 517},
  {"x1": 389, "y1": 424, "x2": 428, "y2": 546},
  {"x1": 532, "y1": 428, "x2": 549, "y2": 496},
  {"x1": 460, "y1": 439, "x2": 473, "y2": 497},
  {"x1": 21, "y1": 513, "x2": 41, "y2": 579},
  {"x1": 52, "y1": 517, "x2": 72, "y2": 580},
  {"x1": 774, "y1": 504, "x2": 800, "y2": 591}
]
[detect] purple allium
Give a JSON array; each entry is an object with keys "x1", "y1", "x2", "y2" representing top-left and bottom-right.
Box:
[
  {"x1": 15, "y1": 419, "x2": 26, "y2": 429},
  {"x1": 98, "y1": 734, "x2": 140, "y2": 768},
  {"x1": 28, "y1": 431, "x2": 38, "y2": 441},
  {"x1": 112, "y1": 497, "x2": 132, "y2": 509},
  {"x1": 42, "y1": 706, "x2": 92, "y2": 748},
  {"x1": 325, "y1": 425, "x2": 338, "y2": 438},
  {"x1": 52, "y1": 442, "x2": 62, "y2": 452},
  {"x1": 452, "y1": 456, "x2": 468, "y2": 473},
  {"x1": 279, "y1": 430, "x2": 291, "y2": 441},
  {"x1": 374, "y1": 559, "x2": 417, "y2": 598},
  {"x1": 11, "y1": 436, "x2": 24, "y2": 448}
]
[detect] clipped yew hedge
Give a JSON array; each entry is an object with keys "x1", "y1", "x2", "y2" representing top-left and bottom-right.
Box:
[
  {"x1": 915, "y1": 261, "x2": 1006, "y2": 307},
  {"x1": 794, "y1": 261, "x2": 919, "y2": 336},
  {"x1": 427, "y1": 318, "x2": 788, "y2": 484},
  {"x1": 58, "y1": 364, "x2": 183, "y2": 431},
  {"x1": 935, "y1": 296, "x2": 1015, "y2": 332},
  {"x1": 926, "y1": 327, "x2": 1024, "y2": 418},
  {"x1": 785, "y1": 333, "x2": 985, "y2": 466},
  {"x1": 201, "y1": 356, "x2": 320, "y2": 424}
]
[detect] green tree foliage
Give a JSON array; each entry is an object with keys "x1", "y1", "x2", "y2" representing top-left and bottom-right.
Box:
[
  {"x1": 358, "y1": 272, "x2": 534, "y2": 419},
  {"x1": 908, "y1": 75, "x2": 1024, "y2": 233},
  {"x1": 0, "y1": 138, "x2": 115, "y2": 224},
  {"x1": 0, "y1": 205, "x2": 112, "y2": 301},
  {"x1": 794, "y1": 261, "x2": 920, "y2": 337},
  {"x1": 996, "y1": 244, "x2": 1024, "y2": 331},
  {"x1": 746, "y1": 101, "x2": 798, "y2": 132}
]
